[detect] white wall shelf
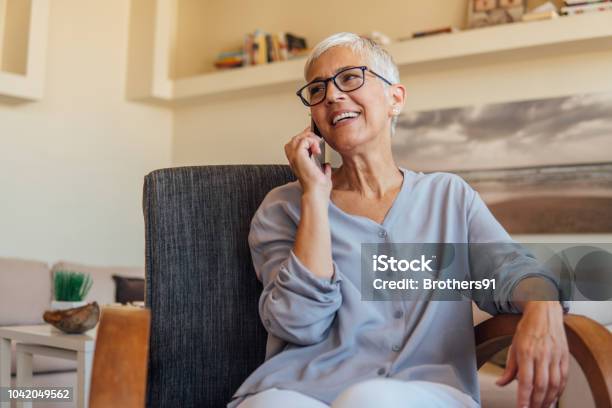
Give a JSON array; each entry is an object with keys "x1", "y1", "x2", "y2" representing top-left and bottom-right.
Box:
[
  {"x1": 127, "y1": 1, "x2": 612, "y2": 106},
  {"x1": 0, "y1": 0, "x2": 50, "y2": 102}
]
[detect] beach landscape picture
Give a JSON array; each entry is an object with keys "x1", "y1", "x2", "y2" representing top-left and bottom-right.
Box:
[{"x1": 392, "y1": 92, "x2": 612, "y2": 233}]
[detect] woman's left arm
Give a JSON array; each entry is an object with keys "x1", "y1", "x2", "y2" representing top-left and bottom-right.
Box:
[
  {"x1": 461, "y1": 174, "x2": 570, "y2": 407},
  {"x1": 496, "y1": 279, "x2": 570, "y2": 408}
]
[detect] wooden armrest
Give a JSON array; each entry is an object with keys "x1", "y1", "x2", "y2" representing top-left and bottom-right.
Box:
[
  {"x1": 89, "y1": 307, "x2": 151, "y2": 408},
  {"x1": 475, "y1": 313, "x2": 612, "y2": 408}
]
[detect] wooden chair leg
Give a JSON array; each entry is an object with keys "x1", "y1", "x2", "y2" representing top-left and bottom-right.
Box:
[
  {"x1": 475, "y1": 314, "x2": 612, "y2": 408},
  {"x1": 89, "y1": 307, "x2": 151, "y2": 408}
]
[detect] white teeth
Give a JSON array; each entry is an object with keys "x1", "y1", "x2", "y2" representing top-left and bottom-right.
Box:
[{"x1": 332, "y1": 112, "x2": 360, "y2": 125}]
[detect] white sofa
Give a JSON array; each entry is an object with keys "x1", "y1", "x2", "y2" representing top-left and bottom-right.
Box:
[{"x1": 0, "y1": 257, "x2": 144, "y2": 408}]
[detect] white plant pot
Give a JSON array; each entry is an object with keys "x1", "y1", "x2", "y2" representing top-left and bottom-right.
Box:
[{"x1": 51, "y1": 300, "x2": 87, "y2": 311}]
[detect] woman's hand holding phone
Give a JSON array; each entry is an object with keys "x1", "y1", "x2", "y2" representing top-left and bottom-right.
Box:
[{"x1": 284, "y1": 125, "x2": 332, "y2": 198}]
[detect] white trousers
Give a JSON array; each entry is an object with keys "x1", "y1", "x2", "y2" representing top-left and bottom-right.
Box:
[{"x1": 237, "y1": 379, "x2": 480, "y2": 408}]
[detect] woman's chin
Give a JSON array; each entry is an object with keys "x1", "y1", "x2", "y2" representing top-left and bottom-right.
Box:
[{"x1": 330, "y1": 134, "x2": 372, "y2": 153}]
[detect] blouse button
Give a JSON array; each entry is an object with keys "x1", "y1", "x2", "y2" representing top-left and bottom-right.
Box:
[
  {"x1": 377, "y1": 367, "x2": 386, "y2": 376},
  {"x1": 378, "y1": 230, "x2": 387, "y2": 238},
  {"x1": 392, "y1": 344, "x2": 401, "y2": 352},
  {"x1": 393, "y1": 310, "x2": 403, "y2": 319},
  {"x1": 264, "y1": 319, "x2": 271, "y2": 327}
]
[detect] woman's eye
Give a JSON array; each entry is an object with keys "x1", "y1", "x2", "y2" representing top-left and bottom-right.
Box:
[
  {"x1": 340, "y1": 74, "x2": 358, "y2": 82},
  {"x1": 309, "y1": 86, "x2": 322, "y2": 95}
]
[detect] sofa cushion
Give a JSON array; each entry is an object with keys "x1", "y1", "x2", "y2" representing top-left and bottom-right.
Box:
[
  {"x1": 112, "y1": 275, "x2": 145, "y2": 304},
  {"x1": 0, "y1": 257, "x2": 51, "y2": 326},
  {"x1": 50, "y1": 262, "x2": 144, "y2": 306}
]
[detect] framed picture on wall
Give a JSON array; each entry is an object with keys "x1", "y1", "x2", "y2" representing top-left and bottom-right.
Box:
[
  {"x1": 391, "y1": 92, "x2": 612, "y2": 234},
  {"x1": 467, "y1": 0, "x2": 527, "y2": 28}
]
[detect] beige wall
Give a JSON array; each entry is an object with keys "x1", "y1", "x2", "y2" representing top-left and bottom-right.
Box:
[{"x1": 0, "y1": 0, "x2": 173, "y2": 266}]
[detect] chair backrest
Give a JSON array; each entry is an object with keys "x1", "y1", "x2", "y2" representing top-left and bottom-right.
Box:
[
  {"x1": 142, "y1": 165, "x2": 296, "y2": 408},
  {"x1": 89, "y1": 307, "x2": 151, "y2": 408}
]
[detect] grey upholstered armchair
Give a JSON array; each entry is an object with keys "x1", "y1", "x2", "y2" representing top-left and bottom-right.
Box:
[{"x1": 142, "y1": 165, "x2": 612, "y2": 408}]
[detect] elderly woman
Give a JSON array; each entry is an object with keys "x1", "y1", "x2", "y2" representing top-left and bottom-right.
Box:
[{"x1": 228, "y1": 32, "x2": 568, "y2": 408}]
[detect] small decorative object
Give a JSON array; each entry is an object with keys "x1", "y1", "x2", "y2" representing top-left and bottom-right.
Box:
[
  {"x1": 467, "y1": 0, "x2": 527, "y2": 28},
  {"x1": 45, "y1": 270, "x2": 97, "y2": 333},
  {"x1": 522, "y1": 1, "x2": 559, "y2": 22},
  {"x1": 44, "y1": 302, "x2": 100, "y2": 334},
  {"x1": 51, "y1": 270, "x2": 93, "y2": 310}
]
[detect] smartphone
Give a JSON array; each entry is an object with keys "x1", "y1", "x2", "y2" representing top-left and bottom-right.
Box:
[{"x1": 310, "y1": 119, "x2": 326, "y2": 172}]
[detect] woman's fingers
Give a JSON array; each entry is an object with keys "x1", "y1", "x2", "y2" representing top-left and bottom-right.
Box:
[
  {"x1": 559, "y1": 352, "x2": 569, "y2": 396},
  {"x1": 496, "y1": 345, "x2": 518, "y2": 386},
  {"x1": 530, "y1": 356, "x2": 549, "y2": 408},
  {"x1": 288, "y1": 132, "x2": 321, "y2": 157},
  {"x1": 542, "y1": 359, "x2": 561, "y2": 408},
  {"x1": 517, "y1": 353, "x2": 534, "y2": 408},
  {"x1": 509, "y1": 302, "x2": 569, "y2": 408},
  {"x1": 284, "y1": 128, "x2": 331, "y2": 195},
  {"x1": 296, "y1": 135, "x2": 322, "y2": 159},
  {"x1": 291, "y1": 127, "x2": 318, "y2": 147},
  {"x1": 285, "y1": 132, "x2": 321, "y2": 165}
]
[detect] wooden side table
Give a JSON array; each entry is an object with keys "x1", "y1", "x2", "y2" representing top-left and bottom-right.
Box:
[{"x1": 0, "y1": 325, "x2": 96, "y2": 408}]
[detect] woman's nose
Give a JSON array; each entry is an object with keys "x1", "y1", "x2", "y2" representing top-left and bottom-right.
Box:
[{"x1": 325, "y1": 80, "x2": 346, "y2": 104}]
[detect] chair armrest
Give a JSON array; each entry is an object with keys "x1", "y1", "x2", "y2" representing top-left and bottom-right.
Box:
[
  {"x1": 474, "y1": 314, "x2": 612, "y2": 408},
  {"x1": 89, "y1": 307, "x2": 151, "y2": 408}
]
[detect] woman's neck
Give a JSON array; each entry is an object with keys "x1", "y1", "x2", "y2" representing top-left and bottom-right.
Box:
[{"x1": 332, "y1": 162, "x2": 403, "y2": 199}]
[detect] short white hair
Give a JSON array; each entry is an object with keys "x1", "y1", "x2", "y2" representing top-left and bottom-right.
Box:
[{"x1": 304, "y1": 32, "x2": 401, "y2": 135}]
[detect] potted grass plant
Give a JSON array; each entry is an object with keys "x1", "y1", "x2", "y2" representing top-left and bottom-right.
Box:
[{"x1": 51, "y1": 270, "x2": 93, "y2": 310}]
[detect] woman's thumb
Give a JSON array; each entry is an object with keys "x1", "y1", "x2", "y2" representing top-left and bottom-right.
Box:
[{"x1": 496, "y1": 347, "x2": 517, "y2": 386}]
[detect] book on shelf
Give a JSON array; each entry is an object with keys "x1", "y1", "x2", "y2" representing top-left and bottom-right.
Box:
[
  {"x1": 254, "y1": 30, "x2": 267, "y2": 65},
  {"x1": 561, "y1": 1, "x2": 612, "y2": 14},
  {"x1": 265, "y1": 34, "x2": 274, "y2": 63},
  {"x1": 243, "y1": 33, "x2": 254, "y2": 66},
  {"x1": 228, "y1": 30, "x2": 308, "y2": 69},
  {"x1": 213, "y1": 49, "x2": 245, "y2": 69}
]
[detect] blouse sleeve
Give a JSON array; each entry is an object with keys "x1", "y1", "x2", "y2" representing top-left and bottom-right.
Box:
[
  {"x1": 464, "y1": 180, "x2": 564, "y2": 315},
  {"x1": 248, "y1": 193, "x2": 342, "y2": 346}
]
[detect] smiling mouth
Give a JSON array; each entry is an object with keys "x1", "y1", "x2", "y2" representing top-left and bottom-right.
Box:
[{"x1": 332, "y1": 112, "x2": 361, "y2": 127}]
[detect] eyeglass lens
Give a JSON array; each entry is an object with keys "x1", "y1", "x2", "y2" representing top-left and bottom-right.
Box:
[{"x1": 302, "y1": 68, "x2": 364, "y2": 106}]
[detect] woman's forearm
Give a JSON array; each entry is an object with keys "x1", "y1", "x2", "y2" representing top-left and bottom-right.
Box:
[
  {"x1": 512, "y1": 276, "x2": 560, "y2": 312},
  {"x1": 294, "y1": 191, "x2": 334, "y2": 280}
]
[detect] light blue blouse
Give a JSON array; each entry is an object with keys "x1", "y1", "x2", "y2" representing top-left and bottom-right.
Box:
[{"x1": 228, "y1": 167, "x2": 561, "y2": 407}]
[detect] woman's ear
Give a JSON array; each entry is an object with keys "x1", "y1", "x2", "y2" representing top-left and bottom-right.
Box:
[{"x1": 391, "y1": 83, "x2": 406, "y2": 112}]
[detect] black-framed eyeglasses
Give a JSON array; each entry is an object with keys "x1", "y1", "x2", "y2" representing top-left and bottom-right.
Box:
[{"x1": 296, "y1": 66, "x2": 393, "y2": 107}]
